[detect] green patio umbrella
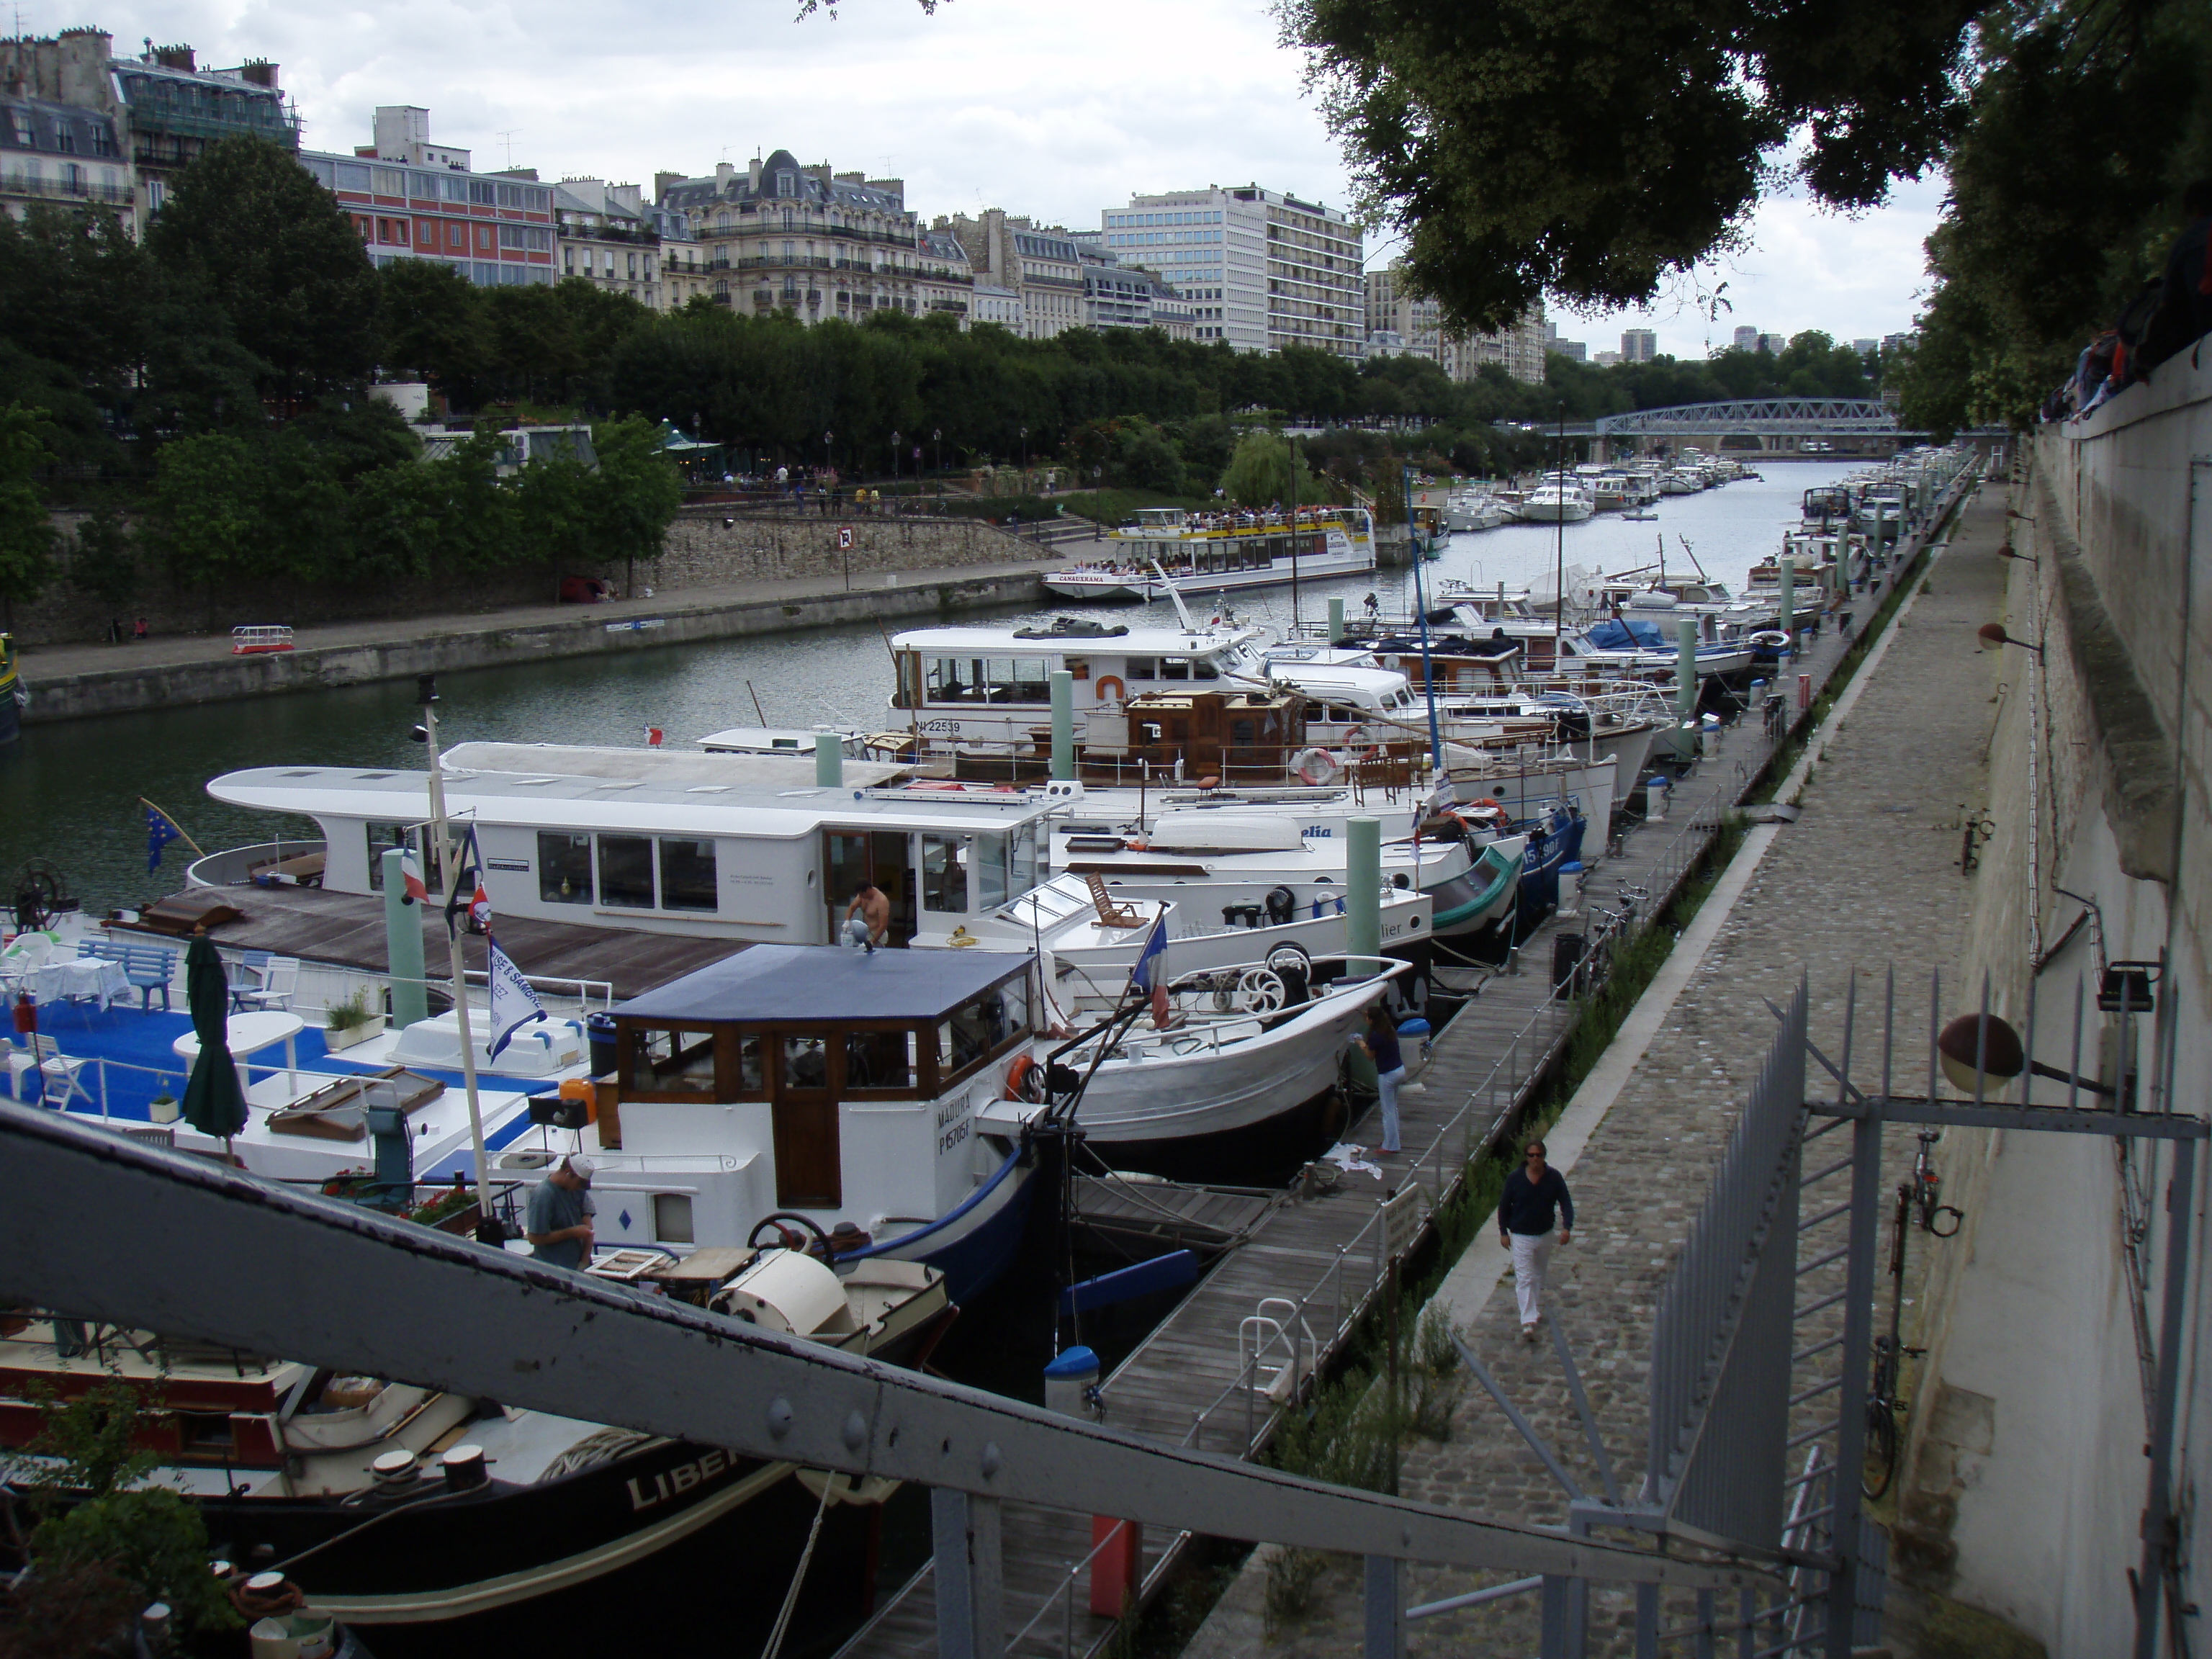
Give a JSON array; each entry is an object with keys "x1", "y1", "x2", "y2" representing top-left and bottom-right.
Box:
[{"x1": 180, "y1": 934, "x2": 246, "y2": 1151}]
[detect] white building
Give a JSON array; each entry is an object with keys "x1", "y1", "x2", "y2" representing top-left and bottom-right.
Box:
[
  {"x1": 1732, "y1": 324, "x2": 1761, "y2": 353},
  {"x1": 1364, "y1": 264, "x2": 1442, "y2": 364},
  {"x1": 1621, "y1": 328, "x2": 1657, "y2": 363},
  {"x1": 970, "y1": 283, "x2": 1021, "y2": 331},
  {"x1": 554, "y1": 178, "x2": 660, "y2": 308},
  {"x1": 943, "y1": 210, "x2": 1084, "y2": 339},
  {"x1": 1102, "y1": 183, "x2": 1362, "y2": 355},
  {"x1": 1441, "y1": 306, "x2": 1547, "y2": 385}
]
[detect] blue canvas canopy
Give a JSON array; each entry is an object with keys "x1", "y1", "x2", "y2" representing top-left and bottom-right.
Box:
[{"x1": 1584, "y1": 618, "x2": 1669, "y2": 651}]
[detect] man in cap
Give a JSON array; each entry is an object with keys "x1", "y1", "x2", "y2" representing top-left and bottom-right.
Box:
[{"x1": 525, "y1": 1154, "x2": 597, "y2": 1269}]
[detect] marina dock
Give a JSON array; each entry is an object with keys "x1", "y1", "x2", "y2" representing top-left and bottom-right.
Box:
[{"x1": 834, "y1": 474, "x2": 1977, "y2": 1659}]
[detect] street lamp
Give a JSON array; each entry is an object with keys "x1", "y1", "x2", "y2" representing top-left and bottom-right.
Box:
[
  {"x1": 932, "y1": 428, "x2": 942, "y2": 476},
  {"x1": 891, "y1": 430, "x2": 901, "y2": 489},
  {"x1": 1020, "y1": 425, "x2": 1029, "y2": 484}
]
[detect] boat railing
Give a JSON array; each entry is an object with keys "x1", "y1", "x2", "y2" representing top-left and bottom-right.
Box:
[{"x1": 184, "y1": 840, "x2": 327, "y2": 889}]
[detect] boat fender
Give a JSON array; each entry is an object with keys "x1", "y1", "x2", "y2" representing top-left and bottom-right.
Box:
[
  {"x1": 1293, "y1": 747, "x2": 1339, "y2": 786},
  {"x1": 1094, "y1": 675, "x2": 1125, "y2": 704},
  {"x1": 1006, "y1": 1053, "x2": 1046, "y2": 1103}
]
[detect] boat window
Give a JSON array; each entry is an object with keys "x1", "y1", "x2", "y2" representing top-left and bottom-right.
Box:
[
  {"x1": 538, "y1": 833, "x2": 592, "y2": 904},
  {"x1": 998, "y1": 974, "x2": 1030, "y2": 1038},
  {"x1": 1124, "y1": 658, "x2": 1155, "y2": 680},
  {"x1": 845, "y1": 1028, "x2": 917, "y2": 1092},
  {"x1": 1192, "y1": 659, "x2": 1220, "y2": 681},
  {"x1": 920, "y1": 835, "x2": 968, "y2": 914},
  {"x1": 364, "y1": 822, "x2": 439, "y2": 894},
  {"x1": 654, "y1": 1194, "x2": 695, "y2": 1244},
  {"x1": 658, "y1": 838, "x2": 718, "y2": 913},
  {"x1": 1160, "y1": 659, "x2": 1190, "y2": 681},
  {"x1": 978, "y1": 657, "x2": 1051, "y2": 702},
  {"x1": 1010, "y1": 821, "x2": 1039, "y2": 897},
  {"x1": 737, "y1": 1033, "x2": 763, "y2": 1092},
  {"x1": 783, "y1": 1035, "x2": 831, "y2": 1089},
  {"x1": 598, "y1": 835, "x2": 655, "y2": 909},
  {"x1": 927, "y1": 657, "x2": 978, "y2": 701},
  {"x1": 627, "y1": 1025, "x2": 719, "y2": 1094},
  {"x1": 971, "y1": 832, "x2": 1009, "y2": 912},
  {"x1": 938, "y1": 995, "x2": 1007, "y2": 1079}
]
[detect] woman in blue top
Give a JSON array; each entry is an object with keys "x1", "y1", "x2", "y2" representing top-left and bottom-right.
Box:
[{"x1": 1352, "y1": 1003, "x2": 1407, "y2": 1154}]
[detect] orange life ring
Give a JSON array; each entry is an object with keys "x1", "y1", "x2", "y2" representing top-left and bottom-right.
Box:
[
  {"x1": 1472, "y1": 797, "x2": 1502, "y2": 814},
  {"x1": 1005, "y1": 1053, "x2": 1043, "y2": 1102},
  {"x1": 1094, "y1": 675, "x2": 1125, "y2": 704}
]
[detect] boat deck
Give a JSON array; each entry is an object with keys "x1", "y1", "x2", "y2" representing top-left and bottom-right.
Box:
[{"x1": 831, "y1": 486, "x2": 1967, "y2": 1659}]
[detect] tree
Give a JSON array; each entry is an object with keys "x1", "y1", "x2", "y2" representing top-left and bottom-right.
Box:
[
  {"x1": 148, "y1": 135, "x2": 380, "y2": 402},
  {"x1": 378, "y1": 258, "x2": 486, "y2": 405},
  {"x1": 0, "y1": 403, "x2": 56, "y2": 613},
  {"x1": 584, "y1": 416, "x2": 684, "y2": 595},
  {"x1": 148, "y1": 432, "x2": 264, "y2": 583},
  {"x1": 1287, "y1": 0, "x2": 1982, "y2": 332},
  {"x1": 1218, "y1": 431, "x2": 1318, "y2": 508},
  {"x1": 66, "y1": 506, "x2": 140, "y2": 613}
]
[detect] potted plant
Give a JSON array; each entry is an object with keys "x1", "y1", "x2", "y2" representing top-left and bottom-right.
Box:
[
  {"x1": 323, "y1": 988, "x2": 387, "y2": 1052},
  {"x1": 149, "y1": 1089, "x2": 179, "y2": 1124}
]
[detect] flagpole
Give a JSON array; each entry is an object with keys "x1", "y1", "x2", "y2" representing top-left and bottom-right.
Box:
[
  {"x1": 415, "y1": 679, "x2": 496, "y2": 1239},
  {"x1": 139, "y1": 798, "x2": 207, "y2": 858}
]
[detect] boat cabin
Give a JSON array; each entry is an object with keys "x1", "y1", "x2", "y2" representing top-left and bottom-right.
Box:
[
  {"x1": 611, "y1": 945, "x2": 1035, "y2": 1215},
  {"x1": 1102, "y1": 505, "x2": 1372, "y2": 575},
  {"x1": 201, "y1": 745, "x2": 1051, "y2": 949}
]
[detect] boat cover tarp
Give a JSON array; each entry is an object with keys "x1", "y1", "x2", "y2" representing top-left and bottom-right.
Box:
[{"x1": 1583, "y1": 619, "x2": 1670, "y2": 651}]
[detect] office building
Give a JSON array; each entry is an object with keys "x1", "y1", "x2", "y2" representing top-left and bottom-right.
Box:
[
  {"x1": 1621, "y1": 328, "x2": 1657, "y2": 363},
  {"x1": 298, "y1": 107, "x2": 554, "y2": 287},
  {"x1": 1732, "y1": 324, "x2": 1761, "y2": 353},
  {"x1": 1593, "y1": 349, "x2": 1622, "y2": 367},
  {"x1": 1102, "y1": 183, "x2": 1362, "y2": 355},
  {"x1": 1758, "y1": 332, "x2": 1787, "y2": 354},
  {"x1": 1853, "y1": 338, "x2": 1879, "y2": 358},
  {"x1": 660, "y1": 150, "x2": 967, "y2": 327}
]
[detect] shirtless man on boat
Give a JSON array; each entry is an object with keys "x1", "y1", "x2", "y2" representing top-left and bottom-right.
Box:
[{"x1": 845, "y1": 883, "x2": 891, "y2": 951}]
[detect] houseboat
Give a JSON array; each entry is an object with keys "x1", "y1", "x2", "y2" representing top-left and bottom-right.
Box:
[{"x1": 1039, "y1": 505, "x2": 1376, "y2": 601}]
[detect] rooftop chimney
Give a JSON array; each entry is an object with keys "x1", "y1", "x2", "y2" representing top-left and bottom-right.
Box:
[
  {"x1": 151, "y1": 43, "x2": 194, "y2": 71},
  {"x1": 238, "y1": 60, "x2": 279, "y2": 88}
]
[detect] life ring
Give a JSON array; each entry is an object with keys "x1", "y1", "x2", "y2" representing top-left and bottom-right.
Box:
[
  {"x1": 1005, "y1": 1053, "x2": 1044, "y2": 1102},
  {"x1": 1294, "y1": 747, "x2": 1341, "y2": 786},
  {"x1": 1094, "y1": 675, "x2": 1125, "y2": 704}
]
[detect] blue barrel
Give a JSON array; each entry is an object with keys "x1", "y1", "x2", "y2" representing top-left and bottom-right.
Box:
[{"x1": 585, "y1": 1011, "x2": 619, "y2": 1078}]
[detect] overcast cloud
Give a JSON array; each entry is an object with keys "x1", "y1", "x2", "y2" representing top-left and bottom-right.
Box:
[{"x1": 82, "y1": 0, "x2": 1935, "y2": 358}]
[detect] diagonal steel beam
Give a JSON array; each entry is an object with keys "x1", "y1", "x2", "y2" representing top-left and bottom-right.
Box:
[{"x1": 0, "y1": 1105, "x2": 1757, "y2": 1590}]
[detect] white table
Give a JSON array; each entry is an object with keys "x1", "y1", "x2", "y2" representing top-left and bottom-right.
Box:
[
  {"x1": 173, "y1": 1011, "x2": 307, "y2": 1094},
  {"x1": 27, "y1": 958, "x2": 128, "y2": 1012}
]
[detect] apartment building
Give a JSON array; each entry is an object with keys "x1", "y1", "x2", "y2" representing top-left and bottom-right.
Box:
[
  {"x1": 660, "y1": 149, "x2": 966, "y2": 327},
  {"x1": 943, "y1": 209, "x2": 1083, "y2": 339},
  {"x1": 970, "y1": 283, "x2": 1020, "y2": 331},
  {"x1": 295, "y1": 107, "x2": 554, "y2": 287},
  {"x1": 555, "y1": 179, "x2": 660, "y2": 307},
  {"x1": 1621, "y1": 328, "x2": 1657, "y2": 362},
  {"x1": 1102, "y1": 183, "x2": 1362, "y2": 354},
  {"x1": 0, "y1": 30, "x2": 300, "y2": 231},
  {"x1": 1364, "y1": 263, "x2": 1442, "y2": 363},
  {"x1": 1440, "y1": 305, "x2": 1548, "y2": 385}
]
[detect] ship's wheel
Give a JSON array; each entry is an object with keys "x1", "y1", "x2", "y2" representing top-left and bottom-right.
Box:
[{"x1": 13, "y1": 860, "x2": 73, "y2": 932}]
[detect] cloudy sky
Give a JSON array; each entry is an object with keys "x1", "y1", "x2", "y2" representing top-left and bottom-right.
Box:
[{"x1": 91, "y1": 0, "x2": 1938, "y2": 356}]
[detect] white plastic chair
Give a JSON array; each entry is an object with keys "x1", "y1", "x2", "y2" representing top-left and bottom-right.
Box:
[
  {"x1": 2, "y1": 1038, "x2": 39, "y2": 1101},
  {"x1": 237, "y1": 956, "x2": 298, "y2": 1014},
  {"x1": 0, "y1": 932, "x2": 53, "y2": 997},
  {"x1": 31, "y1": 1034, "x2": 90, "y2": 1110}
]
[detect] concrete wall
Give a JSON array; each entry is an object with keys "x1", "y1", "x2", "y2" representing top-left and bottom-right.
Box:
[
  {"x1": 14, "y1": 508, "x2": 1040, "y2": 648},
  {"x1": 1897, "y1": 352, "x2": 2212, "y2": 1652}
]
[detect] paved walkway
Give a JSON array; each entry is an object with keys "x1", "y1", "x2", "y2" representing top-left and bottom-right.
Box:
[
  {"x1": 1190, "y1": 486, "x2": 2004, "y2": 1656},
  {"x1": 17, "y1": 554, "x2": 1064, "y2": 683}
]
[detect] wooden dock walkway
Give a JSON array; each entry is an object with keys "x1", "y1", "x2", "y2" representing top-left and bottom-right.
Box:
[{"x1": 833, "y1": 490, "x2": 1971, "y2": 1659}]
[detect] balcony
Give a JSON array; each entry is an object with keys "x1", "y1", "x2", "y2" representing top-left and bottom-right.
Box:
[{"x1": 0, "y1": 172, "x2": 135, "y2": 208}]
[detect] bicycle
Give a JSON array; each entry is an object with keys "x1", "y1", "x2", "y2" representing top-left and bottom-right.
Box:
[
  {"x1": 1912, "y1": 1130, "x2": 1965, "y2": 1237},
  {"x1": 1864, "y1": 1182, "x2": 1922, "y2": 1500}
]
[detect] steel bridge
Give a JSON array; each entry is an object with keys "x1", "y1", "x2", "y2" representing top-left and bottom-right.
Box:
[{"x1": 1592, "y1": 398, "x2": 1907, "y2": 438}]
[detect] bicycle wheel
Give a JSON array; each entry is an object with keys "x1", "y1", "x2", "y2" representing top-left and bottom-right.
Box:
[{"x1": 1862, "y1": 1403, "x2": 1899, "y2": 1501}]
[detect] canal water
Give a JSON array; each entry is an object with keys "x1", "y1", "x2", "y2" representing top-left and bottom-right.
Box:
[{"x1": 2, "y1": 464, "x2": 1863, "y2": 917}]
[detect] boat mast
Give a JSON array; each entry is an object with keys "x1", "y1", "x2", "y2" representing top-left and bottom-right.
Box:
[
  {"x1": 1552, "y1": 405, "x2": 1566, "y2": 672},
  {"x1": 1404, "y1": 462, "x2": 1443, "y2": 770},
  {"x1": 1287, "y1": 436, "x2": 1300, "y2": 632},
  {"x1": 413, "y1": 677, "x2": 495, "y2": 1234}
]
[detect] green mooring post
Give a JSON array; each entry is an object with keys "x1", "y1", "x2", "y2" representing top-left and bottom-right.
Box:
[
  {"x1": 381, "y1": 846, "x2": 428, "y2": 1028},
  {"x1": 1779, "y1": 552, "x2": 1796, "y2": 645},
  {"x1": 1328, "y1": 598, "x2": 1345, "y2": 643},
  {"x1": 1050, "y1": 669, "x2": 1074, "y2": 781},
  {"x1": 815, "y1": 731, "x2": 842, "y2": 788},
  {"x1": 1676, "y1": 619, "x2": 1699, "y2": 760},
  {"x1": 1347, "y1": 816, "x2": 1381, "y2": 966}
]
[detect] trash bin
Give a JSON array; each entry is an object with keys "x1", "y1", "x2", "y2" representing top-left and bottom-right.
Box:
[
  {"x1": 1552, "y1": 933, "x2": 1588, "y2": 991},
  {"x1": 585, "y1": 1012, "x2": 618, "y2": 1077}
]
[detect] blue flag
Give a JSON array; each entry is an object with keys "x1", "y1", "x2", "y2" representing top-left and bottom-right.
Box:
[{"x1": 145, "y1": 806, "x2": 184, "y2": 873}]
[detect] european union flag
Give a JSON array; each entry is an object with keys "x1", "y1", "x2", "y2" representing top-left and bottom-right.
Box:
[{"x1": 146, "y1": 806, "x2": 183, "y2": 873}]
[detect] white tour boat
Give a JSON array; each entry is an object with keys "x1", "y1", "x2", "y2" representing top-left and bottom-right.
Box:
[{"x1": 1040, "y1": 505, "x2": 1376, "y2": 601}]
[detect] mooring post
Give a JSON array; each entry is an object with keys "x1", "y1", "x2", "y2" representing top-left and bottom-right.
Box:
[
  {"x1": 815, "y1": 730, "x2": 843, "y2": 788},
  {"x1": 1330, "y1": 597, "x2": 1346, "y2": 644},
  {"x1": 380, "y1": 847, "x2": 428, "y2": 1028},
  {"x1": 1050, "y1": 669, "x2": 1075, "y2": 781}
]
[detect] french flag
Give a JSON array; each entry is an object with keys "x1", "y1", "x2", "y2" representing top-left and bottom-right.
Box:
[
  {"x1": 1128, "y1": 910, "x2": 1170, "y2": 1028},
  {"x1": 399, "y1": 848, "x2": 428, "y2": 906}
]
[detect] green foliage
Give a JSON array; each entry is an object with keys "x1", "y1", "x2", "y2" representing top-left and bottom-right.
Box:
[
  {"x1": 0, "y1": 403, "x2": 58, "y2": 605},
  {"x1": 1217, "y1": 430, "x2": 1318, "y2": 508},
  {"x1": 147, "y1": 135, "x2": 380, "y2": 402},
  {"x1": 5, "y1": 1372, "x2": 238, "y2": 1640},
  {"x1": 66, "y1": 506, "x2": 139, "y2": 611},
  {"x1": 1287, "y1": 0, "x2": 1981, "y2": 332}
]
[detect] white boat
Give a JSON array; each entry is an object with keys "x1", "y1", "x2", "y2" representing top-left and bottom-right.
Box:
[
  {"x1": 1512, "y1": 482, "x2": 1595, "y2": 523},
  {"x1": 696, "y1": 726, "x2": 902, "y2": 761},
  {"x1": 1442, "y1": 489, "x2": 1508, "y2": 532},
  {"x1": 1042, "y1": 505, "x2": 1376, "y2": 601},
  {"x1": 1035, "y1": 953, "x2": 1413, "y2": 1182}
]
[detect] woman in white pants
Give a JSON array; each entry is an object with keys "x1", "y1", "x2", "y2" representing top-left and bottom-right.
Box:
[{"x1": 1498, "y1": 1139, "x2": 1573, "y2": 1341}]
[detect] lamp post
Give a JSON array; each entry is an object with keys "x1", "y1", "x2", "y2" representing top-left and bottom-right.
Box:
[
  {"x1": 1020, "y1": 425, "x2": 1029, "y2": 492},
  {"x1": 932, "y1": 427, "x2": 942, "y2": 477},
  {"x1": 891, "y1": 430, "x2": 901, "y2": 493}
]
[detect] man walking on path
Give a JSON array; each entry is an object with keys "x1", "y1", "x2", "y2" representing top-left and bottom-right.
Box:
[{"x1": 1499, "y1": 1139, "x2": 1573, "y2": 1341}]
